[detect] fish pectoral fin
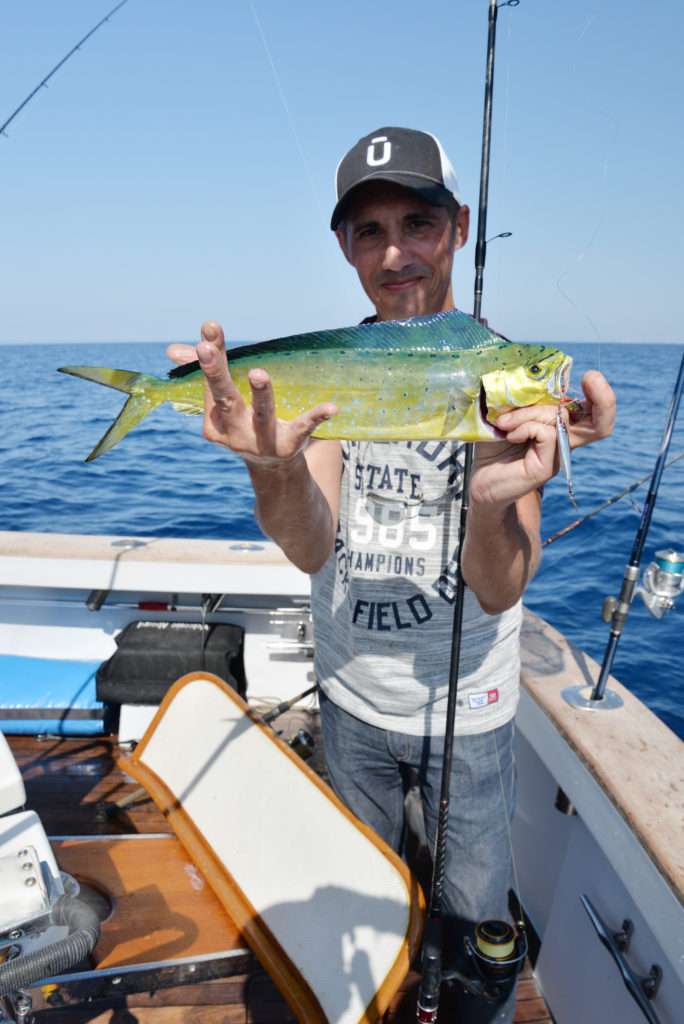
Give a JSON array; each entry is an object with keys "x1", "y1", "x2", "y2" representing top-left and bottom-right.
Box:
[
  {"x1": 443, "y1": 391, "x2": 501, "y2": 441},
  {"x1": 171, "y1": 402, "x2": 203, "y2": 415},
  {"x1": 441, "y1": 393, "x2": 469, "y2": 437}
]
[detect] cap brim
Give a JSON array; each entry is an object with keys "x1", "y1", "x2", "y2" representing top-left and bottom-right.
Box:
[{"x1": 330, "y1": 173, "x2": 458, "y2": 230}]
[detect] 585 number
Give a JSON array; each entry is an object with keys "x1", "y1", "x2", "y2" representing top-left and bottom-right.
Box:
[{"x1": 349, "y1": 499, "x2": 436, "y2": 551}]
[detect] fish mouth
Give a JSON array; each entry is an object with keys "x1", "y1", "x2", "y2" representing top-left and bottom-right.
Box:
[{"x1": 549, "y1": 356, "x2": 573, "y2": 399}]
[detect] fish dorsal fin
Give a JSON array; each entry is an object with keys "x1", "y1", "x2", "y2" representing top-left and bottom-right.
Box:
[{"x1": 167, "y1": 309, "x2": 505, "y2": 380}]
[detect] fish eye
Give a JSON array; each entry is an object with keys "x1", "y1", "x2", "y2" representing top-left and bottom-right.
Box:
[{"x1": 529, "y1": 364, "x2": 542, "y2": 375}]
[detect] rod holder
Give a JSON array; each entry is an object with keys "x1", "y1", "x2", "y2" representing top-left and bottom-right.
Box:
[{"x1": 561, "y1": 684, "x2": 624, "y2": 712}]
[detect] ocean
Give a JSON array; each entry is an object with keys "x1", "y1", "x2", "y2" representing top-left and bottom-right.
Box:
[{"x1": 4, "y1": 340, "x2": 683, "y2": 738}]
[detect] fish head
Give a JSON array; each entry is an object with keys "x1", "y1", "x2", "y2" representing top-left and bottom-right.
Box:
[{"x1": 480, "y1": 346, "x2": 573, "y2": 426}]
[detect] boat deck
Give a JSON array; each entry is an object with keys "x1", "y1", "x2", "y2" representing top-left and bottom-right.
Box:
[{"x1": 10, "y1": 733, "x2": 552, "y2": 1023}]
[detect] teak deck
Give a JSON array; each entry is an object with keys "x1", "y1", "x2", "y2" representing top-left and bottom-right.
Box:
[{"x1": 9, "y1": 734, "x2": 553, "y2": 1023}]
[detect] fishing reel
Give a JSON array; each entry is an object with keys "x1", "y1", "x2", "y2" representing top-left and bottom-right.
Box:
[
  {"x1": 602, "y1": 548, "x2": 684, "y2": 623},
  {"x1": 635, "y1": 548, "x2": 684, "y2": 619},
  {"x1": 443, "y1": 919, "x2": 528, "y2": 1003},
  {"x1": 287, "y1": 728, "x2": 315, "y2": 761}
]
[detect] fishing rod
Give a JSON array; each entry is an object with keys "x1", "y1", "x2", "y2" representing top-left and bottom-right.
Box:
[
  {"x1": 416, "y1": 2, "x2": 522, "y2": 1020},
  {"x1": 543, "y1": 450, "x2": 684, "y2": 547},
  {"x1": 581, "y1": 350, "x2": 684, "y2": 704},
  {"x1": 562, "y1": 350, "x2": 684, "y2": 710},
  {"x1": 0, "y1": 0, "x2": 131, "y2": 139}
]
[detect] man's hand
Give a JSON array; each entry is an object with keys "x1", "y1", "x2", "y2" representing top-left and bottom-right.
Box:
[
  {"x1": 166, "y1": 321, "x2": 337, "y2": 465},
  {"x1": 462, "y1": 374, "x2": 616, "y2": 611},
  {"x1": 566, "y1": 370, "x2": 616, "y2": 449},
  {"x1": 485, "y1": 370, "x2": 616, "y2": 455},
  {"x1": 463, "y1": 404, "x2": 565, "y2": 612},
  {"x1": 471, "y1": 369, "x2": 616, "y2": 507},
  {"x1": 471, "y1": 405, "x2": 560, "y2": 508}
]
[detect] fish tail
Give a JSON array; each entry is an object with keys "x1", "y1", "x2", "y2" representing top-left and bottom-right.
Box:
[{"x1": 58, "y1": 366, "x2": 165, "y2": 461}]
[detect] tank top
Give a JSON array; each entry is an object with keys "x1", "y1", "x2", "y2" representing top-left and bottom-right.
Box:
[{"x1": 310, "y1": 440, "x2": 522, "y2": 737}]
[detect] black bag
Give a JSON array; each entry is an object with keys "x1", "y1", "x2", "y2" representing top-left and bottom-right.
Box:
[{"x1": 96, "y1": 621, "x2": 246, "y2": 705}]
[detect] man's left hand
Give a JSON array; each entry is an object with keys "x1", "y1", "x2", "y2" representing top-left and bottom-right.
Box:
[
  {"x1": 470, "y1": 407, "x2": 559, "y2": 508},
  {"x1": 489, "y1": 370, "x2": 616, "y2": 452},
  {"x1": 566, "y1": 370, "x2": 616, "y2": 448},
  {"x1": 470, "y1": 369, "x2": 616, "y2": 508}
]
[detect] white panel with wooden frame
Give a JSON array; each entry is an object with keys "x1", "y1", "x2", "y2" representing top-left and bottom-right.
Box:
[{"x1": 122, "y1": 672, "x2": 425, "y2": 1024}]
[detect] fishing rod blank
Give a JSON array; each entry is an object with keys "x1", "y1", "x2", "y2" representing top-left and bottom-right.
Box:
[
  {"x1": 563, "y1": 350, "x2": 684, "y2": 711},
  {"x1": 1, "y1": 0, "x2": 131, "y2": 139},
  {"x1": 416, "y1": 1, "x2": 520, "y2": 1020}
]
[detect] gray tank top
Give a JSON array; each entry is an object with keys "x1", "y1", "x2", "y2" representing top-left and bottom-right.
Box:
[{"x1": 311, "y1": 440, "x2": 522, "y2": 736}]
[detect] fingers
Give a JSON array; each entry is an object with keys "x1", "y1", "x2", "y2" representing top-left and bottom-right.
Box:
[
  {"x1": 166, "y1": 343, "x2": 197, "y2": 366},
  {"x1": 580, "y1": 370, "x2": 617, "y2": 441},
  {"x1": 248, "y1": 369, "x2": 277, "y2": 452},
  {"x1": 289, "y1": 402, "x2": 338, "y2": 447},
  {"x1": 495, "y1": 403, "x2": 564, "y2": 433},
  {"x1": 197, "y1": 321, "x2": 229, "y2": 387},
  {"x1": 470, "y1": 417, "x2": 557, "y2": 506},
  {"x1": 195, "y1": 317, "x2": 339, "y2": 461},
  {"x1": 503, "y1": 418, "x2": 556, "y2": 448},
  {"x1": 196, "y1": 321, "x2": 244, "y2": 429},
  {"x1": 565, "y1": 371, "x2": 616, "y2": 448},
  {"x1": 492, "y1": 381, "x2": 615, "y2": 455}
]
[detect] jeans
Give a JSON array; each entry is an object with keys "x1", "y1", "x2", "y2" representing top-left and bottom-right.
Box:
[{"x1": 319, "y1": 690, "x2": 517, "y2": 1024}]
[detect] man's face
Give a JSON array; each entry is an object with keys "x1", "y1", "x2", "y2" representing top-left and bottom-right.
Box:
[{"x1": 336, "y1": 182, "x2": 469, "y2": 322}]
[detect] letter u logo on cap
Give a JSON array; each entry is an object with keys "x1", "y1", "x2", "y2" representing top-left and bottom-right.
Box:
[{"x1": 366, "y1": 135, "x2": 391, "y2": 167}]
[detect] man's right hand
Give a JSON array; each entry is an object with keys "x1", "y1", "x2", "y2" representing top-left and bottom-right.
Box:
[{"x1": 166, "y1": 321, "x2": 337, "y2": 466}]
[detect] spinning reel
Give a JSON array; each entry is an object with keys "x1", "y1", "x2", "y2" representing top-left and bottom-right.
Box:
[
  {"x1": 444, "y1": 919, "x2": 528, "y2": 1003},
  {"x1": 634, "y1": 548, "x2": 684, "y2": 619}
]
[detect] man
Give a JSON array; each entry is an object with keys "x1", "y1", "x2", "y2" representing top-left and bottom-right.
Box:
[{"x1": 169, "y1": 127, "x2": 615, "y2": 1022}]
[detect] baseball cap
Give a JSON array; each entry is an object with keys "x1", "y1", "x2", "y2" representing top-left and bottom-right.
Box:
[{"x1": 331, "y1": 126, "x2": 461, "y2": 230}]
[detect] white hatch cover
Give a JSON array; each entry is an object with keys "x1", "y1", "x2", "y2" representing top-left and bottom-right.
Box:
[{"x1": 123, "y1": 672, "x2": 423, "y2": 1024}]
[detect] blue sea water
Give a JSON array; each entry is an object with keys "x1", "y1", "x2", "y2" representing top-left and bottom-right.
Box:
[{"x1": 4, "y1": 340, "x2": 683, "y2": 738}]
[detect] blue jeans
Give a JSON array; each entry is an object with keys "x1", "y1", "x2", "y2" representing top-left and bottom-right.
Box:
[{"x1": 319, "y1": 690, "x2": 517, "y2": 1024}]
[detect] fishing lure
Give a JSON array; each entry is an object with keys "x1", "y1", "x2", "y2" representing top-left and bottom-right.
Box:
[{"x1": 556, "y1": 407, "x2": 578, "y2": 509}]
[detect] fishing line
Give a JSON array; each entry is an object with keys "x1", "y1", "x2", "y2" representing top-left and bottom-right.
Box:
[
  {"x1": 490, "y1": 9, "x2": 514, "y2": 315},
  {"x1": 0, "y1": 0, "x2": 131, "y2": 139},
  {"x1": 572, "y1": 13, "x2": 599, "y2": 59},
  {"x1": 553, "y1": 12, "x2": 617, "y2": 375},
  {"x1": 542, "y1": 450, "x2": 684, "y2": 547},
  {"x1": 247, "y1": 1, "x2": 323, "y2": 219},
  {"x1": 492, "y1": 725, "x2": 525, "y2": 927},
  {"x1": 484, "y1": 9, "x2": 527, "y2": 937}
]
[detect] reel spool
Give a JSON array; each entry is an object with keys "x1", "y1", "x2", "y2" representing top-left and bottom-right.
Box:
[{"x1": 462, "y1": 918, "x2": 528, "y2": 995}]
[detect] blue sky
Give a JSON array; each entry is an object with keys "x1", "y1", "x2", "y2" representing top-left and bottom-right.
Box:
[{"x1": 1, "y1": 0, "x2": 682, "y2": 344}]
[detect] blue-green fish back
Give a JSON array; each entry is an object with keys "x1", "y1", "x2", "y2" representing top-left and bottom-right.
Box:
[{"x1": 168, "y1": 309, "x2": 503, "y2": 379}]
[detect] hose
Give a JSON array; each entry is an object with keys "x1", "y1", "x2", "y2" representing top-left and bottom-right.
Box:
[{"x1": 0, "y1": 895, "x2": 100, "y2": 997}]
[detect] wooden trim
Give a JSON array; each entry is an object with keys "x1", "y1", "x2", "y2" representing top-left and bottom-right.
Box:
[
  {"x1": 122, "y1": 671, "x2": 425, "y2": 1023},
  {"x1": 0, "y1": 531, "x2": 292, "y2": 567}
]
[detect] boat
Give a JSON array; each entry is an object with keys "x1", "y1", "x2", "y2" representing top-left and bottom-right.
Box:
[
  {"x1": 0, "y1": 529, "x2": 682, "y2": 1023},
  {"x1": 2, "y1": 0, "x2": 682, "y2": 1018}
]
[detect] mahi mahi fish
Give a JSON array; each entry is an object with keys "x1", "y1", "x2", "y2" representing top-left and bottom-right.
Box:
[{"x1": 59, "y1": 309, "x2": 574, "y2": 462}]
